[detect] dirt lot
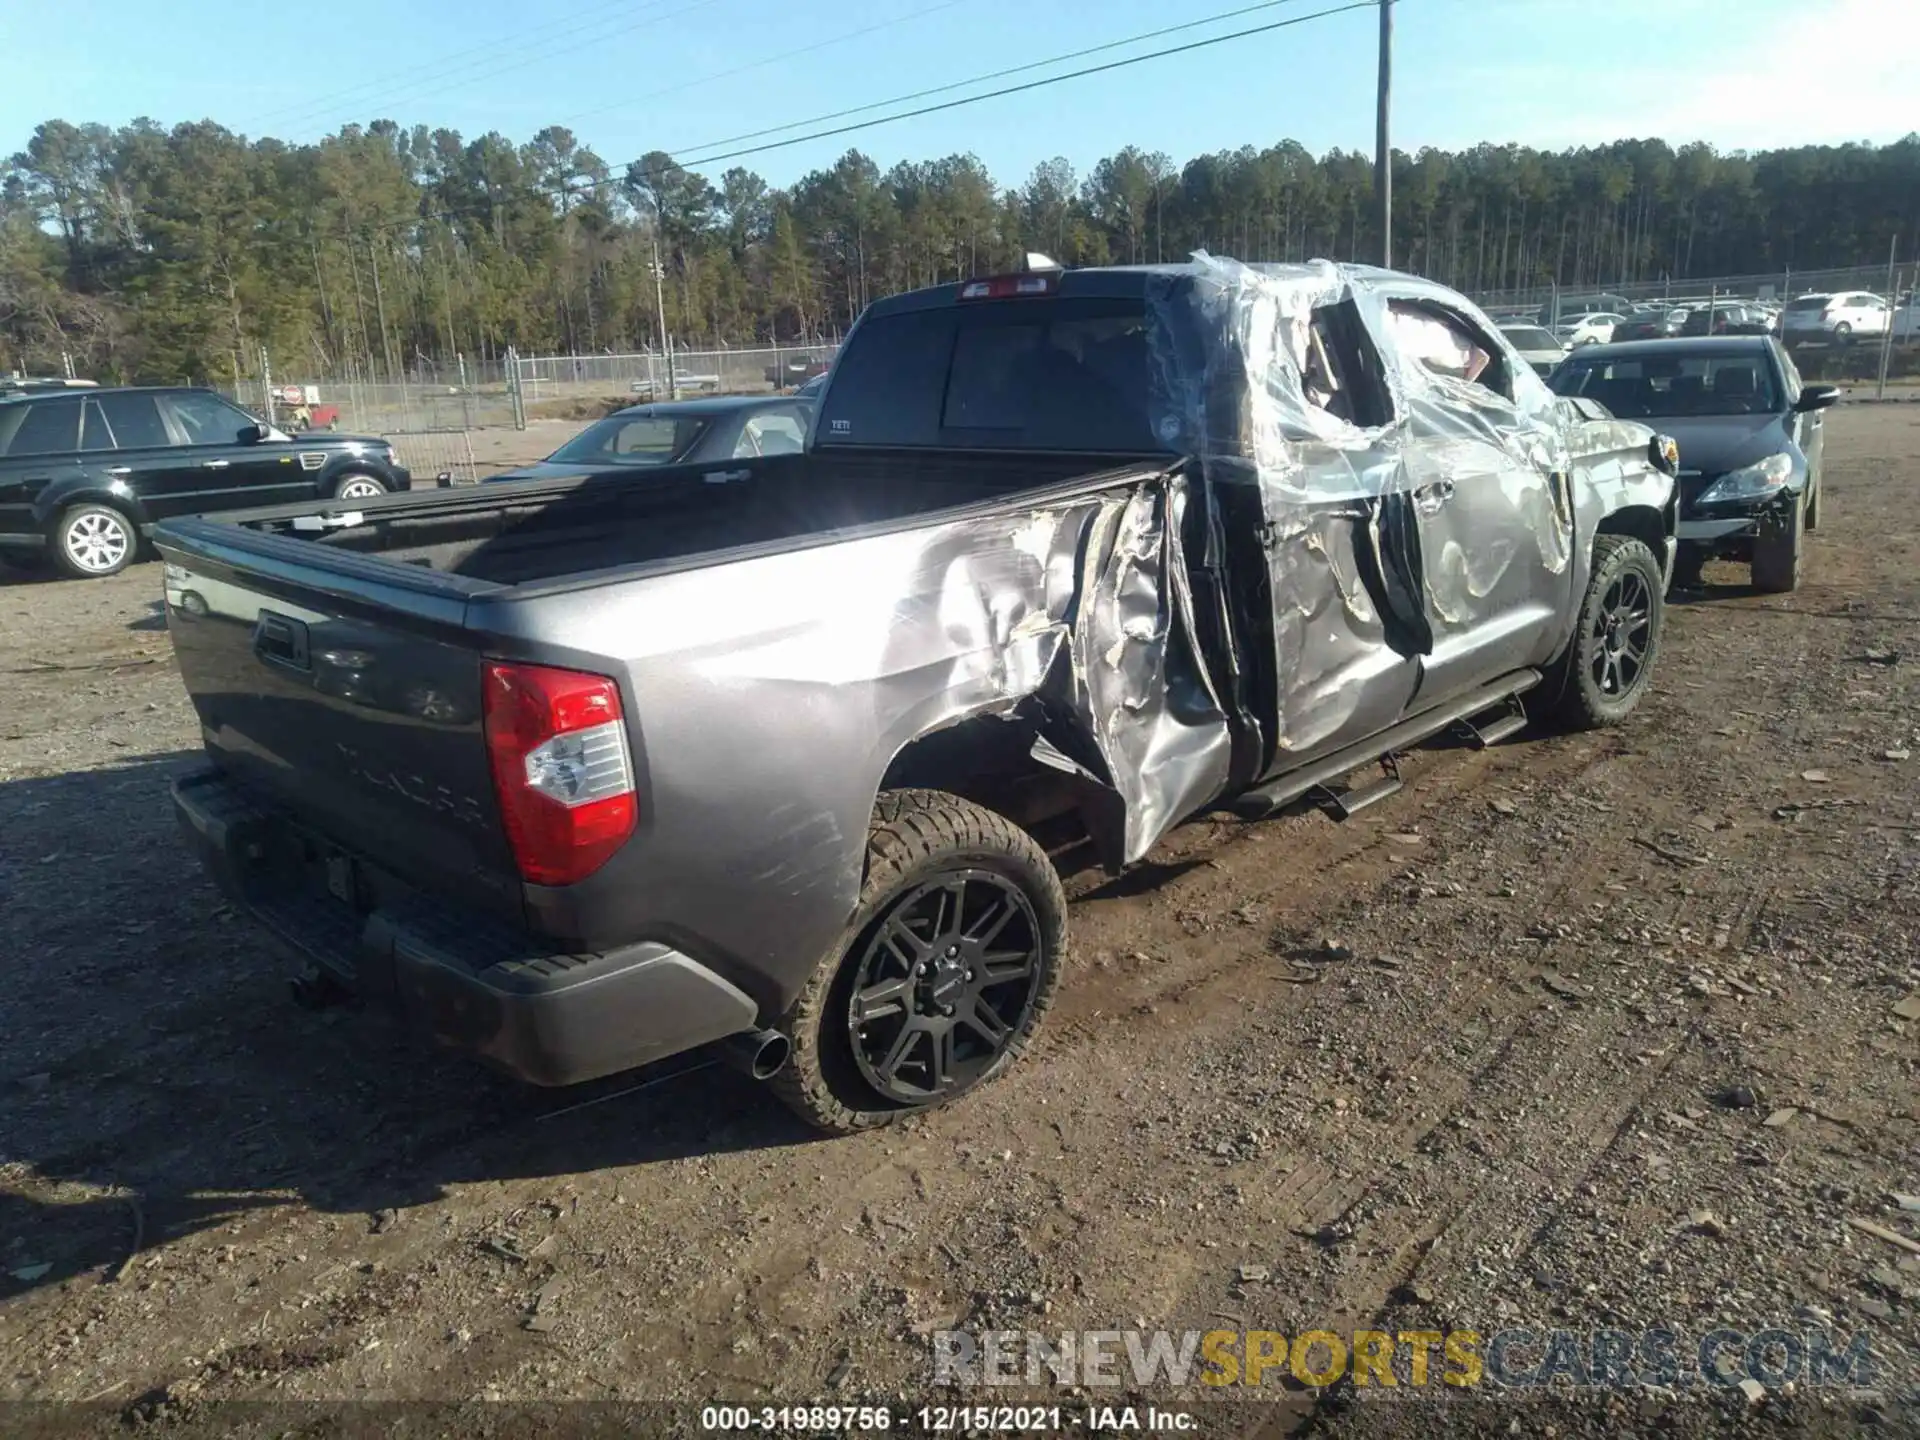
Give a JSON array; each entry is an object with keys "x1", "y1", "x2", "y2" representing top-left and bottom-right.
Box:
[{"x1": 1, "y1": 408, "x2": 1916, "y2": 1437}]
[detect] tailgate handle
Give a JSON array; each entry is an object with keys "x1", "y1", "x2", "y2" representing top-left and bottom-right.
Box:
[{"x1": 254, "y1": 611, "x2": 311, "y2": 671}]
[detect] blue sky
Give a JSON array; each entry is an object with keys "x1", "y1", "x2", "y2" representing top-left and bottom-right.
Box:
[{"x1": 3, "y1": 0, "x2": 1913, "y2": 188}]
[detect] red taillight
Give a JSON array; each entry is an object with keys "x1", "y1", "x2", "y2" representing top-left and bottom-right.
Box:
[{"x1": 482, "y1": 661, "x2": 636, "y2": 887}]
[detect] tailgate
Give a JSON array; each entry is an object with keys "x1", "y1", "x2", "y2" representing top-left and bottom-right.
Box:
[{"x1": 155, "y1": 532, "x2": 523, "y2": 921}]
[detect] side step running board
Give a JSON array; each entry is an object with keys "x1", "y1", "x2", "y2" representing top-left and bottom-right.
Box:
[
  {"x1": 1305, "y1": 752, "x2": 1403, "y2": 820},
  {"x1": 1236, "y1": 669, "x2": 1541, "y2": 821},
  {"x1": 1453, "y1": 692, "x2": 1529, "y2": 750}
]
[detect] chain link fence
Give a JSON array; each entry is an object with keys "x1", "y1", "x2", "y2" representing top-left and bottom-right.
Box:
[
  {"x1": 222, "y1": 343, "x2": 841, "y2": 448},
  {"x1": 1466, "y1": 262, "x2": 1906, "y2": 317},
  {"x1": 213, "y1": 255, "x2": 1911, "y2": 470},
  {"x1": 1465, "y1": 261, "x2": 1917, "y2": 387},
  {"x1": 506, "y1": 342, "x2": 841, "y2": 427}
]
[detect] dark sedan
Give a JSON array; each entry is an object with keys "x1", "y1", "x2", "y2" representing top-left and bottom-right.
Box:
[
  {"x1": 484, "y1": 395, "x2": 813, "y2": 483},
  {"x1": 1548, "y1": 337, "x2": 1838, "y2": 594},
  {"x1": 1610, "y1": 308, "x2": 1689, "y2": 342},
  {"x1": 1680, "y1": 302, "x2": 1775, "y2": 337}
]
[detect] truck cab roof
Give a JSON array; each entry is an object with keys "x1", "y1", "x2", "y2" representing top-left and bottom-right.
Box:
[{"x1": 819, "y1": 259, "x2": 1486, "y2": 455}]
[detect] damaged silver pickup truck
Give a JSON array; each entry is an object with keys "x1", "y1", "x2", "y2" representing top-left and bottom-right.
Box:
[{"x1": 153, "y1": 256, "x2": 1678, "y2": 1133}]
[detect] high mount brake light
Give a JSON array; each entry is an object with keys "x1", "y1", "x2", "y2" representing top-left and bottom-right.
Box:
[
  {"x1": 482, "y1": 661, "x2": 636, "y2": 886},
  {"x1": 958, "y1": 274, "x2": 1058, "y2": 300}
]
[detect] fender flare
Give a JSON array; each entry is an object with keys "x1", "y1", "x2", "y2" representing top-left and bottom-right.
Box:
[{"x1": 32, "y1": 479, "x2": 152, "y2": 533}]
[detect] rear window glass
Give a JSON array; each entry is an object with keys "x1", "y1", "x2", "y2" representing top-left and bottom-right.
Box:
[
  {"x1": 0, "y1": 398, "x2": 82, "y2": 457},
  {"x1": 818, "y1": 298, "x2": 1157, "y2": 452},
  {"x1": 1785, "y1": 296, "x2": 1830, "y2": 313}
]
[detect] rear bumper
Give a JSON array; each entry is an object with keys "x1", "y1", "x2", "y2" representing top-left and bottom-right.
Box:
[{"x1": 171, "y1": 767, "x2": 759, "y2": 1086}]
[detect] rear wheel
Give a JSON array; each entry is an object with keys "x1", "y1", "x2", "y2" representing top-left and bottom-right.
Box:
[
  {"x1": 1751, "y1": 491, "x2": 1805, "y2": 593},
  {"x1": 1548, "y1": 534, "x2": 1663, "y2": 731},
  {"x1": 52, "y1": 504, "x2": 136, "y2": 579},
  {"x1": 1832, "y1": 321, "x2": 1853, "y2": 344},
  {"x1": 769, "y1": 790, "x2": 1065, "y2": 1135}
]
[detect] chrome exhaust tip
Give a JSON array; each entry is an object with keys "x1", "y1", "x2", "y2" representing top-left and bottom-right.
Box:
[{"x1": 720, "y1": 1028, "x2": 791, "y2": 1081}]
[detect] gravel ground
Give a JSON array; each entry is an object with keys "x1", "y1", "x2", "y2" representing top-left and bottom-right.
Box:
[{"x1": 1, "y1": 407, "x2": 1916, "y2": 1437}]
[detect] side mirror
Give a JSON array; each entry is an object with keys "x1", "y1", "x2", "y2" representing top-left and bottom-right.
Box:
[
  {"x1": 1794, "y1": 385, "x2": 1841, "y2": 412},
  {"x1": 240, "y1": 422, "x2": 272, "y2": 444}
]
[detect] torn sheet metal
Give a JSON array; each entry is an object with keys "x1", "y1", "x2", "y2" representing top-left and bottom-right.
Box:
[
  {"x1": 1048, "y1": 474, "x2": 1233, "y2": 863},
  {"x1": 858, "y1": 473, "x2": 1235, "y2": 866},
  {"x1": 1142, "y1": 252, "x2": 1578, "y2": 756}
]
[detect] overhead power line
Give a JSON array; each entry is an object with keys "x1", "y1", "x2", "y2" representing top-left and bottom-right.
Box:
[
  {"x1": 238, "y1": 0, "x2": 1382, "y2": 244},
  {"x1": 561, "y1": 0, "x2": 966, "y2": 130},
  {"x1": 244, "y1": 0, "x2": 643, "y2": 129},
  {"x1": 664, "y1": 0, "x2": 1379, "y2": 170},
  {"x1": 672, "y1": 0, "x2": 1334, "y2": 162},
  {"x1": 256, "y1": 0, "x2": 727, "y2": 138}
]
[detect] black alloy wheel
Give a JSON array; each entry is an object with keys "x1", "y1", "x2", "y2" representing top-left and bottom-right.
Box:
[
  {"x1": 846, "y1": 870, "x2": 1043, "y2": 1105},
  {"x1": 1590, "y1": 564, "x2": 1654, "y2": 701}
]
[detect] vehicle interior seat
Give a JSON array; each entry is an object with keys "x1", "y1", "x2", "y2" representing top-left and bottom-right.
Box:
[
  {"x1": 1668, "y1": 374, "x2": 1707, "y2": 413},
  {"x1": 1595, "y1": 376, "x2": 1647, "y2": 417},
  {"x1": 1714, "y1": 364, "x2": 1759, "y2": 411}
]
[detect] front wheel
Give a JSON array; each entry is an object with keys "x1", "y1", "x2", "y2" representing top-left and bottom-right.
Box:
[
  {"x1": 1804, "y1": 475, "x2": 1822, "y2": 531},
  {"x1": 52, "y1": 504, "x2": 137, "y2": 579},
  {"x1": 1547, "y1": 533, "x2": 1664, "y2": 731},
  {"x1": 1751, "y1": 492, "x2": 1805, "y2": 593},
  {"x1": 770, "y1": 790, "x2": 1066, "y2": 1135},
  {"x1": 332, "y1": 473, "x2": 388, "y2": 501}
]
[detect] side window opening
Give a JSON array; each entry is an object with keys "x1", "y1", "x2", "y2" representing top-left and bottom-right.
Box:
[
  {"x1": 1303, "y1": 299, "x2": 1393, "y2": 428},
  {"x1": 1387, "y1": 300, "x2": 1514, "y2": 402},
  {"x1": 161, "y1": 392, "x2": 257, "y2": 446},
  {"x1": 734, "y1": 411, "x2": 806, "y2": 458},
  {"x1": 95, "y1": 392, "x2": 171, "y2": 449}
]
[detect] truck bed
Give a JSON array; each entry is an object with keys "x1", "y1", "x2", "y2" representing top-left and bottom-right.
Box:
[
  {"x1": 148, "y1": 448, "x2": 1184, "y2": 951},
  {"x1": 180, "y1": 450, "x2": 1146, "y2": 592}
]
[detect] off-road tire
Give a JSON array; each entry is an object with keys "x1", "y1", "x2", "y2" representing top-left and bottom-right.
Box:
[
  {"x1": 1547, "y1": 533, "x2": 1664, "y2": 731},
  {"x1": 769, "y1": 789, "x2": 1067, "y2": 1135},
  {"x1": 1750, "y1": 491, "x2": 1805, "y2": 594},
  {"x1": 52, "y1": 503, "x2": 137, "y2": 579}
]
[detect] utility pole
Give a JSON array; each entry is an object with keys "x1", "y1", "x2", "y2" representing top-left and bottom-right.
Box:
[
  {"x1": 1375, "y1": 0, "x2": 1393, "y2": 269},
  {"x1": 1875, "y1": 234, "x2": 1899, "y2": 401},
  {"x1": 650, "y1": 231, "x2": 676, "y2": 402}
]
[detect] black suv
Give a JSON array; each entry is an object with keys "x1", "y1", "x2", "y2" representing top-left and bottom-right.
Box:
[{"x1": 0, "y1": 386, "x2": 410, "y2": 579}]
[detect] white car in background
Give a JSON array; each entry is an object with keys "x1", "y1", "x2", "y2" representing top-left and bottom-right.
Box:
[
  {"x1": 1555, "y1": 312, "x2": 1624, "y2": 347},
  {"x1": 1780, "y1": 291, "x2": 1891, "y2": 345},
  {"x1": 1497, "y1": 322, "x2": 1571, "y2": 377},
  {"x1": 1893, "y1": 296, "x2": 1920, "y2": 343}
]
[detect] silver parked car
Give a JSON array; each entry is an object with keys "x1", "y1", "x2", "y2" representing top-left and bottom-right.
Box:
[{"x1": 1498, "y1": 322, "x2": 1571, "y2": 377}]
